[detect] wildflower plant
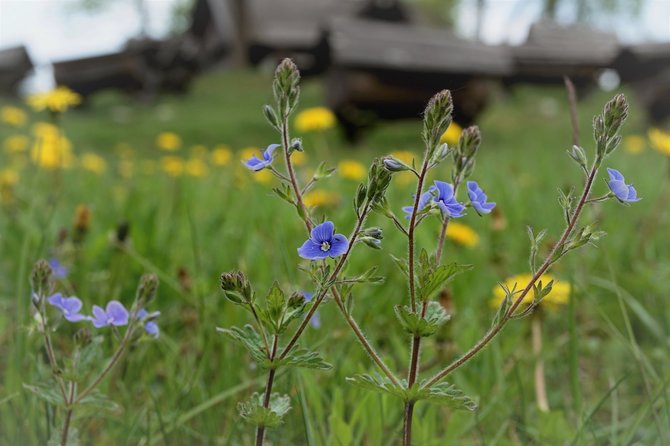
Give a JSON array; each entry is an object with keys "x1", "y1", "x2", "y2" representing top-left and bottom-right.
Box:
[
  {"x1": 27, "y1": 260, "x2": 160, "y2": 446},
  {"x1": 220, "y1": 59, "x2": 637, "y2": 445}
]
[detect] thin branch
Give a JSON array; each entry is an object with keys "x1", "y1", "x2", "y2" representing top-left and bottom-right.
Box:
[{"x1": 564, "y1": 76, "x2": 580, "y2": 147}]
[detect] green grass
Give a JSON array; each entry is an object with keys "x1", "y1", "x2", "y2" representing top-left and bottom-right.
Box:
[{"x1": 1, "y1": 70, "x2": 669, "y2": 445}]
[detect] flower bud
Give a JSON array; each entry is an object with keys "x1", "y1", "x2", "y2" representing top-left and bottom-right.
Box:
[
  {"x1": 423, "y1": 90, "x2": 453, "y2": 151},
  {"x1": 362, "y1": 227, "x2": 383, "y2": 240},
  {"x1": 263, "y1": 104, "x2": 280, "y2": 129},
  {"x1": 30, "y1": 259, "x2": 53, "y2": 306},
  {"x1": 290, "y1": 137, "x2": 303, "y2": 152},
  {"x1": 73, "y1": 204, "x2": 91, "y2": 245},
  {"x1": 74, "y1": 327, "x2": 92, "y2": 348},
  {"x1": 382, "y1": 156, "x2": 410, "y2": 172},
  {"x1": 273, "y1": 58, "x2": 301, "y2": 116},
  {"x1": 221, "y1": 271, "x2": 253, "y2": 305},
  {"x1": 137, "y1": 273, "x2": 159, "y2": 306}
]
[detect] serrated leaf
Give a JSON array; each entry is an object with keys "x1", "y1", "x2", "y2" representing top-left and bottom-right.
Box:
[
  {"x1": 345, "y1": 374, "x2": 408, "y2": 401},
  {"x1": 276, "y1": 347, "x2": 332, "y2": 370},
  {"x1": 419, "y1": 263, "x2": 471, "y2": 302},
  {"x1": 78, "y1": 389, "x2": 120, "y2": 412},
  {"x1": 418, "y1": 382, "x2": 478, "y2": 411},
  {"x1": 266, "y1": 282, "x2": 286, "y2": 322},
  {"x1": 339, "y1": 266, "x2": 385, "y2": 285},
  {"x1": 23, "y1": 382, "x2": 67, "y2": 408},
  {"x1": 314, "y1": 161, "x2": 336, "y2": 180},
  {"x1": 238, "y1": 392, "x2": 291, "y2": 428},
  {"x1": 394, "y1": 302, "x2": 450, "y2": 337},
  {"x1": 272, "y1": 185, "x2": 294, "y2": 205},
  {"x1": 216, "y1": 325, "x2": 267, "y2": 364},
  {"x1": 390, "y1": 255, "x2": 409, "y2": 279}
]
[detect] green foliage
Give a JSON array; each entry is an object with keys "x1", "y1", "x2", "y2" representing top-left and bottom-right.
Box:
[
  {"x1": 216, "y1": 325, "x2": 267, "y2": 364},
  {"x1": 417, "y1": 249, "x2": 471, "y2": 301},
  {"x1": 238, "y1": 392, "x2": 292, "y2": 428},
  {"x1": 394, "y1": 301, "x2": 450, "y2": 337},
  {"x1": 275, "y1": 347, "x2": 332, "y2": 370}
]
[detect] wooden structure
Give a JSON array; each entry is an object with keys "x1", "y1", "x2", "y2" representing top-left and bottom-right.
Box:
[
  {"x1": 326, "y1": 17, "x2": 513, "y2": 140},
  {"x1": 0, "y1": 46, "x2": 33, "y2": 96}
]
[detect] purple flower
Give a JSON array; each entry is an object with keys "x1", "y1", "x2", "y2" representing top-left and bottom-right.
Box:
[
  {"x1": 302, "y1": 292, "x2": 321, "y2": 329},
  {"x1": 137, "y1": 308, "x2": 160, "y2": 338},
  {"x1": 607, "y1": 168, "x2": 640, "y2": 203},
  {"x1": 402, "y1": 181, "x2": 466, "y2": 219},
  {"x1": 48, "y1": 293, "x2": 89, "y2": 322},
  {"x1": 91, "y1": 301, "x2": 129, "y2": 328},
  {"x1": 298, "y1": 221, "x2": 349, "y2": 260},
  {"x1": 48, "y1": 258, "x2": 68, "y2": 279},
  {"x1": 243, "y1": 144, "x2": 280, "y2": 171},
  {"x1": 467, "y1": 181, "x2": 496, "y2": 215}
]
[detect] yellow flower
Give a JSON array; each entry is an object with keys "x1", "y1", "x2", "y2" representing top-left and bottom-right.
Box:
[
  {"x1": 291, "y1": 150, "x2": 307, "y2": 166},
  {"x1": 156, "y1": 132, "x2": 182, "y2": 151},
  {"x1": 252, "y1": 169, "x2": 273, "y2": 184},
  {"x1": 31, "y1": 126, "x2": 74, "y2": 169},
  {"x1": 1, "y1": 106, "x2": 27, "y2": 126},
  {"x1": 648, "y1": 128, "x2": 670, "y2": 156},
  {"x1": 4, "y1": 135, "x2": 29, "y2": 153},
  {"x1": 390, "y1": 150, "x2": 417, "y2": 166},
  {"x1": 303, "y1": 189, "x2": 339, "y2": 208},
  {"x1": 338, "y1": 159, "x2": 366, "y2": 181},
  {"x1": 212, "y1": 145, "x2": 232, "y2": 166},
  {"x1": 623, "y1": 135, "x2": 645, "y2": 154},
  {"x1": 295, "y1": 107, "x2": 336, "y2": 133},
  {"x1": 440, "y1": 122, "x2": 463, "y2": 146},
  {"x1": 446, "y1": 222, "x2": 479, "y2": 248},
  {"x1": 161, "y1": 156, "x2": 184, "y2": 177},
  {"x1": 239, "y1": 146, "x2": 261, "y2": 161},
  {"x1": 491, "y1": 273, "x2": 571, "y2": 311},
  {"x1": 0, "y1": 169, "x2": 19, "y2": 186},
  {"x1": 185, "y1": 158, "x2": 208, "y2": 177},
  {"x1": 79, "y1": 153, "x2": 107, "y2": 174},
  {"x1": 28, "y1": 86, "x2": 81, "y2": 113}
]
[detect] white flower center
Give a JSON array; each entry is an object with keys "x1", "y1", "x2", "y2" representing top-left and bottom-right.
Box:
[{"x1": 320, "y1": 241, "x2": 331, "y2": 252}]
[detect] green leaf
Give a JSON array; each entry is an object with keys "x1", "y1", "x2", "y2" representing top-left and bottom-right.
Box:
[
  {"x1": 390, "y1": 255, "x2": 410, "y2": 279},
  {"x1": 48, "y1": 427, "x2": 79, "y2": 446},
  {"x1": 77, "y1": 389, "x2": 120, "y2": 412},
  {"x1": 23, "y1": 382, "x2": 67, "y2": 408},
  {"x1": 394, "y1": 302, "x2": 450, "y2": 337},
  {"x1": 272, "y1": 184, "x2": 294, "y2": 205},
  {"x1": 238, "y1": 392, "x2": 291, "y2": 428},
  {"x1": 314, "y1": 161, "x2": 336, "y2": 180},
  {"x1": 418, "y1": 381, "x2": 478, "y2": 411},
  {"x1": 266, "y1": 282, "x2": 286, "y2": 323},
  {"x1": 276, "y1": 347, "x2": 332, "y2": 370},
  {"x1": 419, "y1": 262, "x2": 471, "y2": 302},
  {"x1": 339, "y1": 266, "x2": 385, "y2": 285},
  {"x1": 345, "y1": 374, "x2": 407, "y2": 401},
  {"x1": 216, "y1": 325, "x2": 267, "y2": 364}
]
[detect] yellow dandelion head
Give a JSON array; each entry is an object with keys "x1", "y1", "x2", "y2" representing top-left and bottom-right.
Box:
[
  {"x1": 0, "y1": 169, "x2": 19, "y2": 186},
  {"x1": 252, "y1": 169, "x2": 273, "y2": 184},
  {"x1": 623, "y1": 135, "x2": 645, "y2": 154},
  {"x1": 4, "y1": 135, "x2": 29, "y2": 153},
  {"x1": 1, "y1": 106, "x2": 27, "y2": 126},
  {"x1": 338, "y1": 159, "x2": 366, "y2": 181},
  {"x1": 30, "y1": 130, "x2": 74, "y2": 170},
  {"x1": 161, "y1": 156, "x2": 184, "y2": 177},
  {"x1": 440, "y1": 122, "x2": 463, "y2": 146},
  {"x1": 185, "y1": 158, "x2": 208, "y2": 177},
  {"x1": 28, "y1": 86, "x2": 81, "y2": 113},
  {"x1": 212, "y1": 145, "x2": 232, "y2": 166},
  {"x1": 303, "y1": 189, "x2": 339, "y2": 208},
  {"x1": 156, "y1": 132, "x2": 182, "y2": 151},
  {"x1": 446, "y1": 222, "x2": 479, "y2": 248},
  {"x1": 295, "y1": 107, "x2": 336, "y2": 133},
  {"x1": 648, "y1": 128, "x2": 670, "y2": 156},
  {"x1": 491, "y1": 273, "x2": 571, "y2": 311},
  {"x1": 80, "y1": 153, "x2": 107, "y2": 174}
]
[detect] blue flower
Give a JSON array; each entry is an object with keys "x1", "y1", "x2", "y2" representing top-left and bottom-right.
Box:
[
  {"x1": 91, "y1": 301, "x2": 129, "y2": 328},
  {"x1": 243, "y1": 144, "x2": 280, "y2": 171},
  {"x1": 298, "y1": 221, "x2": 349, "y2": 260},
  {"x1": 607, "y1": 168, "x2": 641, "y2": 203},
  {"x1": 467, "y1": 181, "x2": 496, "y2": 215},
  {"x1": 402, "y1": 181, "x2": 465, "y2": 219},
  {"x1": 48, "y1": 293, "x2": 89, "y2": 322},
  {"x1": 137, "y1": 308, "x2": 160, "y2": 338},
  {"x1": 302, "y1": 292, "x2": 321, "y2": 329},
  {"x1": 48, "y1": 258, "x2": 68, "y2": 279}
]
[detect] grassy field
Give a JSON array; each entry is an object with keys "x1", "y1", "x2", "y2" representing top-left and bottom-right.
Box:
[{"x1": 0, "y1": 69, "x2": 669, "y2": 445}]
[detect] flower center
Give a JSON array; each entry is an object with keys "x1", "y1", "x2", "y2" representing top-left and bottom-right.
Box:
[{"x1": 320, "y1": 241, "x2": 331, "y2": 252}]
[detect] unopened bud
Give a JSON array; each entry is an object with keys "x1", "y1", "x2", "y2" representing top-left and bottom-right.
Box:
[
  {"x1": 137, "y1": 273, "x2": 159, "y2": 306},
  {"x1": 382, "y1": 156, "x2": 410, "y2": 172},
  {"x1": 221, "y1": 271, "x2": 253, "y2": 305}
]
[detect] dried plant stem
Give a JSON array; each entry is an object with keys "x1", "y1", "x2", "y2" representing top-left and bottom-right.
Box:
[{"x1": 532, "y1": 314, "x2": 549, "y2": 412}]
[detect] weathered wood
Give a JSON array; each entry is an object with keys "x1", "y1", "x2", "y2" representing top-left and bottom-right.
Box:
[{"x1": 0, "y1": 45, "x2": 33, "y2": 96}]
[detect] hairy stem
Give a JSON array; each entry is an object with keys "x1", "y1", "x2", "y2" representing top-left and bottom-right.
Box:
[
  {"x1": 60, "y1": 382, "x2": 76, "y2": 446},
  {"x1": 407, "y1": 157, "x2": 430, "y2": 312},
  {"x1": 281, "y1": 119, "x2": 312, "y2": 233},
  {"x1": 422, "y1": 164, "x2": 598, "y2": 390},
  {"x1": 402, "y1": 402, "x2": 415, "y2": 446},
  {"x1": 255, "y1": 336, "x2": 278, "y2": 446},
  {"x1": 42, "y1": 330, "x2": 68, "y2": 401}
]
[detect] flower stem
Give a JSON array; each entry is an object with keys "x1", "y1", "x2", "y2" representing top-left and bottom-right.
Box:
[
  {"x1": 421, "y1": 164, "x2": 598, "y2": 390},
  {"x1": 281, "y1": 119, "x2": 312, "y2": 233},
  {"x1": 255, "y1": 336, "x2": 278, "y2": 446},
  {"x1": 407, "y1": 157, "x2": 430, "y2": 312},
  {"x1": 402, "y1": 402, "x2": 415, "y2": 446},
  {"x1": 60, "y1": 381, "x2": 76, "y2": 446},
  {"x1": 435, "y1": 218, "x2": 450, "y2": 265},
  {"x1": 532, "y1": 314, "x2": 549, "y2": 412}
]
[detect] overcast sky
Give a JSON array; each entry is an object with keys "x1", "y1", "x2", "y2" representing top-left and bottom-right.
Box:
[{"x1": 1, "y1": 0, "x2": 669, "y2": 92}]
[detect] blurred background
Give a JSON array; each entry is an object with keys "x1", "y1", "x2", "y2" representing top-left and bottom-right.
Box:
[{"x1": 1, "y1": 1, "x2": 670, "y2": 445}]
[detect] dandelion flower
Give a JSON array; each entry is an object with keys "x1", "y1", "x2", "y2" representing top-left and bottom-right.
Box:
[
  {"x1": 161, "y1": 156, "x2": 184, "y2": 177},
  {"x1": 440, "y1": 122, "x2": 463, "y2": 146},
  {"x1": 156, "y1": 132, "x2": 182, "y2": 151},
  {"x1": 292, "y1": 150, "x2": 307, "y2": 166},
  {"x1": 623, "y1": 135, "x2": 645, "y2": 154},
  {"x1": 28, "y1": 86, "x2": 81, "y2": 113},
  {"x1": 186, "y1": 158, "x2": 208, "y2": 177},
  {"x1": 446, "y1": 222, "x2": 479, "y2": 248},
  {"x1": 80, "y1": 153, "x2": 107, "y2": 174},
  {"x1": 212, "y1": 145, "x2": 232, "y2": 166},
  {"x1": 303, "y1": 189, "x2": 339, "y2": 208},
  {"x1": 4, "y1": 135, "x2": 29, "y2": 153},
  {"x1": 295, "y1": 107, "x2": 336, "y2": 133},
  {"x1": 1, "y1": 106, "x2": 27, "y2": 126},
  {"x1": 648, "y1": 128, "x2": 670, "y2": 156},
  {"x1": 491, "y1": 273, "x2": 571, "y2": 311},
  {"x1": 30, "y1": 125, "x2": 74, "y2": 169},
  {"x1": 338, "y1": 160, "x2": 366, "y2": 181}
]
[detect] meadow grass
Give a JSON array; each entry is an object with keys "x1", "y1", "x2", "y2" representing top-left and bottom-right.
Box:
[{"x1": 0, "y1": 70, "x2": 669, "y2": 445}]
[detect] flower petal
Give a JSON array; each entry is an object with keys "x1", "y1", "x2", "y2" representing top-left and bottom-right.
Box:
[
  {"x1": 298, "y1": 239, "x2": 329, "y2": 260},
  {"x1": 608, "y1": 180, "x2": 629, "y2": 201},
  {"x1": 328, "y1": 234, "x2": 349, "y2": 257},
  {"x1": 62, "y1": 297, "x2": 82, "y2": 313},
  {"x1": 434, "y1": 181, "x2": 454, "y2": 201},
  {"x1": 106, "y1": 301, "x2": 129, "y2": 326},
  {"x1": 607, "y1": 168, "x2": 624, "y2": 181},
  {"x1": 311, "y1": 221, "x2": 335, "y2": 243},
  {"x1": 264, "y1": 143, "x2": 281, "y2": 160},
  {"x1": 47, "y1": 293, "x2": 64, "y2": 308},
  {"x1": 144, "y1": 321, "x2": 160, "y2": 338},
  {"x1": 91, "y1": 305, "x2": 108, "y2": 327}
]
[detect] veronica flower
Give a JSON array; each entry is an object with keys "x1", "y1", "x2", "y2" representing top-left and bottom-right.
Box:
[
  {"x1": 91, "y1": 301, "x2": 129, "y2": 328},
  {"x1": 48, "y1": 258, "x2": 68, "y2": 279},
  {"x1": 302, "y1": 292, "x2": 321, "y2": 329},
  {"x1": 47, "y1": 293, "x2": 89, "y2": 322},
  {"x1": 402, "y1": 181, "x2": 466, "y2": 219},
  {"x1": 607, "y1": 168, "x2": 641, "y2": 203},
  {"x1": 467, "y1": 181, "x2": 496, "y2": 215},
  {"x1": 298, "y1": 221, "x2": 348, "y2": 260},
  {"x1": 243, "y1": 144, "x2": 280, "y2": 171},
  {"x1": 137, "y1": 308, "x2": 160, "y2": 338}
]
